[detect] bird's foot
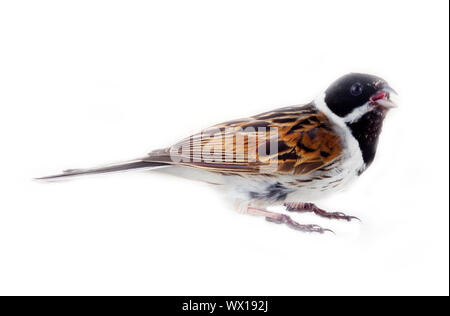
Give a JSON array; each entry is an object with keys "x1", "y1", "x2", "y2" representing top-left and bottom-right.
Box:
[
  {"x1": 265, "y1": 214, "x2": 334, "y2": 234},
  {"x1": 246, "y1": 207, "x2": 333, "y2": 234},
  {"x1": 284, "y1": 202, "x2": 360, "y2": 222}
]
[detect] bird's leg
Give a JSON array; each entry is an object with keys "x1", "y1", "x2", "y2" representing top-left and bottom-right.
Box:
[
  {"x1": 284, "y1": 202, "x2": 359, "y2": 222},
  {"x1": 247, "y1": 207, "x2": 333, "y2": 234}
]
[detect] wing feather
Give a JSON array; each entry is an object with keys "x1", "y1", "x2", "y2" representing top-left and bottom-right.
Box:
[{"x1": 146, "y1": 103, "x2": 342, "y2": 175}]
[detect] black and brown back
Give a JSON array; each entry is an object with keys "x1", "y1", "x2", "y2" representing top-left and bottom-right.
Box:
[{"x1": 147, "y1": 104, "x2": 342, "y2": 176}]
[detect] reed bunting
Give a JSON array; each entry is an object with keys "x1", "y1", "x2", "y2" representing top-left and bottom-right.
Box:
[{"x1": 38, "y1": 73, "x2": 397, "y2": 233}]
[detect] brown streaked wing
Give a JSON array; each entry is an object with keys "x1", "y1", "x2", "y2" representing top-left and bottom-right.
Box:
[{"x1": 146, "y1": 103, "x2": 342, "y2": 175}]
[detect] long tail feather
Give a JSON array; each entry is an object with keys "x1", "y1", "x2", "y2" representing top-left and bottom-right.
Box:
[{"x1": 35, "y1": 159, "x2": 169, "y2": 181}]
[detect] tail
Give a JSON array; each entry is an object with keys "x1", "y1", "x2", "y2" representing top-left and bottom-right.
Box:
[{"x1": 35, "y1": 159, "x2": 169, "y2": 181}]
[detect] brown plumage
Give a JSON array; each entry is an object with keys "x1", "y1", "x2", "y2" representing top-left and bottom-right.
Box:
[{"x1": 147, "y1": 104, "x2": 342, "y2": 176}]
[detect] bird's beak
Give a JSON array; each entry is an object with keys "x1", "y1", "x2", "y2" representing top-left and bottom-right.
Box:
[{"x1": 370, "y1": 85, "x2": 398, "y2": 110}]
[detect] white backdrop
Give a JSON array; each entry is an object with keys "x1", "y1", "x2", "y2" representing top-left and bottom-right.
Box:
[{"x1": 0, "y1": 1, "x2": 448, "y2": 296}]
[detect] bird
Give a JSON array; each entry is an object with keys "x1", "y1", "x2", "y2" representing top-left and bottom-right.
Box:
[{"x1": 37, "y1": 73, "x2": 397, "y2": 233}]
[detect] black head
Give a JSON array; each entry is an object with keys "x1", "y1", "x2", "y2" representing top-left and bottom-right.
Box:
[
  {"x1": 325, "y1": 73, "x2": 391, "y2": 117},
  {"x1": 324, "y1": 73, "x2": 397, "y2": 171}
]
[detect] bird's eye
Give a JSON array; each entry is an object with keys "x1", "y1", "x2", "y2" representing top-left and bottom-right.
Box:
[{"x1": 350, "y1": 82, "x2": 363, "y2": 96}]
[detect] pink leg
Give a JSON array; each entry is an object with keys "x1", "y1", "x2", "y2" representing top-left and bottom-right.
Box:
[
  {"x1": 284, "y1": 202, "x2": 360, "y2": 222},
  {"x1": 247, "y1": 207, "x2": 333, "y2": 234}
]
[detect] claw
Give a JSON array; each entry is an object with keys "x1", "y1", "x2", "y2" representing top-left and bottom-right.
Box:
[
  {"x1": 266, "y1": 214, "x2": 333, "y2": 234},
  {"x1": 284, "y1": 202, "x2": 360, "y2": 222},
  {"x1": 320, "y1": 212, "x2": 360, "y2": 222}
]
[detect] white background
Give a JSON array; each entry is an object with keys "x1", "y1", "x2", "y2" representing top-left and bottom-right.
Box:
[{"x1": 0, "y1": 1, "x2": 448, "y2": 296}]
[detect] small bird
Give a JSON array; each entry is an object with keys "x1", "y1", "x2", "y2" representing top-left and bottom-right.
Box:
[{"x1": 38, "y1": 73, "x2": 396, "y2": 233}]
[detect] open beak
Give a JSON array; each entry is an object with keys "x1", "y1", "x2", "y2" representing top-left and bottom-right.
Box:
[{"x1": 370, "y1": 86, "x2": 398, "y2": 110}]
